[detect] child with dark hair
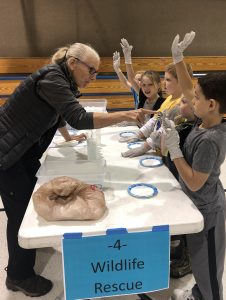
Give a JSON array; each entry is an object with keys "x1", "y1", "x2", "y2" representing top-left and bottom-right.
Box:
[
  {"x1": 161, "y1": 96, "x2": 196, "y2": 280},
  {"x1": 165, "y1": 31, "x2": 226, "y2": 300}
]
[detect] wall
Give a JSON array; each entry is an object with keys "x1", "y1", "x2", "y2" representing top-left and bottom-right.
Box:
[{"x1": 1, "y1": 0, "x2": 226, "y2": 57}]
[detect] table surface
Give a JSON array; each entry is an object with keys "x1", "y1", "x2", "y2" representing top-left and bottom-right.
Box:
[{"x1": 19, "y1": 126, "x2": 205, "y2": 249}]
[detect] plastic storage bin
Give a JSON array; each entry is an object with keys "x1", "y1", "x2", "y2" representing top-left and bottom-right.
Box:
[
  {"x1": 36, "y1": 159, "x2": 106, "y2": 187},
  {"x1": 79, "y1": 98, "x2": 107, "y2": 112}
]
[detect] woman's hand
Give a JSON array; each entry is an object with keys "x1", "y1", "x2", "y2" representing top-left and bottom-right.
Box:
[{"x1": 126, "y1": 109, "x2": 157, "y2": 126}]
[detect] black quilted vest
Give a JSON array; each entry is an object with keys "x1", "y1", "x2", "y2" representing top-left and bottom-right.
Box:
[{"x1": 0, "y1": 64, "x2": 68, "y2": 170}]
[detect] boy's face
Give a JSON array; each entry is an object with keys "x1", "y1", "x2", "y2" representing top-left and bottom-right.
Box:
[
  {"x1": 163, "y1": 72, "x2": 181, "y2": 97},
  {"x1": 193, "y1": 84, "x2": 211, "y2": 118}
]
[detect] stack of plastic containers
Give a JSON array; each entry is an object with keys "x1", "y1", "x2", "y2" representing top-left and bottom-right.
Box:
[
  {"x1": 38, "y1": 98, "x2": 108, "y2": 188},
  {"x1": 79, "y1": 99, "x2": 107, "y2": 112},
  {"x1": 36, "y1": 159, "x2": 106, "y2": 188}
]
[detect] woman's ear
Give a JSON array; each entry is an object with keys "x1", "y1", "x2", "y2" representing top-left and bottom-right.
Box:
[{"x1": 67, "y1": 57, "x2": 76, "y2": 72}]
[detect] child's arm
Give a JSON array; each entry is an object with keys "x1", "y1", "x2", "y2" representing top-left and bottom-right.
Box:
[
  {"x1": 140, "y1": 116, "x2": 158, "y2": 137},
  {"x1": 121, "y1": 130, "x2": 161, "y2": 158},
  {"x1": 58, "y1": 126, "x2": 86, "y2": 142},
  {"x1": 173, "y1": 158, "x2": 209, "y2": 192},
  {"x1": 113, "y1": 51, "x2": 132, "y2": 90},
  {"x1": 171, "y1": 32, "x2": 196, "y2": 103},
  {"x1": 120, "y1": 38, "x2": 140, "y2": 94},
  {"x1": 164, "y1": 125, "x2": 209, "y2": 191}
]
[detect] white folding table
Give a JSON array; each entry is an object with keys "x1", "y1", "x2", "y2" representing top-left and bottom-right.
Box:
[{"x1": 19, "y1": 126, "x2": 204, "y2": 249}]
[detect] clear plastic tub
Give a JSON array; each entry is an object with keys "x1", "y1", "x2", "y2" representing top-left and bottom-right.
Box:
[
  {"x1": 36, "y1": 159, "x2": 106, "y2": 187},
  {"x1": 79, "y1": 98, "x2": 107, "y2": 112}
]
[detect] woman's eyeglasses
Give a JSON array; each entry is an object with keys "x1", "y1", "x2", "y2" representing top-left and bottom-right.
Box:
[{"x1": 72, "y1": 57, "x2": 98, "y2": 76}]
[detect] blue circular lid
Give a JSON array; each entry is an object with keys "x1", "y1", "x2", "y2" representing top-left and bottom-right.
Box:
[
  {"x1": 139, "y1": 156, "x2": 163, "y2": 168},
  {"x1": 127, "y1": 142, "x2": 143, "y2": 149},
  {"x1": 127, "y1": 183, "x2": 158, "y2": 199},
  {"x1": 119, "y1": 131, "x2": 136, "y2": 138}
]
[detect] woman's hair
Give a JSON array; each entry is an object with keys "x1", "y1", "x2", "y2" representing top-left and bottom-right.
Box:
[
  {"x1": 165, "y1": 62, "x2": 193, "y2": 79},
  {"x1": 141, "y1": 70, "x2": 163, "y2": 96},
  {"x1": 198, "y1": 72, "x2": 226, "y2": 114},
  {"x1": 51, "y1": 43, "x2": 100, "y2": 64}
]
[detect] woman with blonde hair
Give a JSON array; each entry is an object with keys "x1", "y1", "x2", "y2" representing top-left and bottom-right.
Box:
[{"x1": 0, "y1": 42, "x2": 148, "y2": 297}]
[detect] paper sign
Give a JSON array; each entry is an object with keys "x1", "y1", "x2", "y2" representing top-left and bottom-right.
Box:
[{"x1": 62, "y1": 226, "x2": 169, "y2": 300}]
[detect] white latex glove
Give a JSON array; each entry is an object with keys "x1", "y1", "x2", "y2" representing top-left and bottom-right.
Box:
[
  {"x1": 164, "y1": 127, "x2": 183, "y2": 160},
  {"x1": 140, "y1": 117, "x2": 158, "y2": 138},
  {"x1": 162, "y1": 115, "x2": 175, "y2": 130},
  {"x1": 113, "y1": 51, "x2": 120, "y2": 71},
  {"x1": 146, "y1": 130, "x2": 161, "y2": 149},
  {"x1": 121, "y1": 143, "x2": 151, "y2": 158},
  {"x1": 120, "y1": 38, "x2": 133, "y2": 64},
  {"x1": 119, "y1": 131, "x2": 143, "y2": 143},
  {"x1": 171, "y1": 31, "x2": 196, "y2": 64}
]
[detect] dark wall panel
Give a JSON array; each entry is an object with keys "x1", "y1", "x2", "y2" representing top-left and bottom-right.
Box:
[{"x1": 1, "y1": 0, "x2": 226, "y2": 57}]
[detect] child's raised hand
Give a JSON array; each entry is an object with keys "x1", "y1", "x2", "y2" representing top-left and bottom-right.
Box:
[
  {"x1": 171, "y1": 31, "x2": 196, "y2": 64},
  {"x1": 113, "y1": 51, "x2": 120, "y2": 71},
  {"x1": 120, "y1": 38, "x2": 133, "y2": 64}
]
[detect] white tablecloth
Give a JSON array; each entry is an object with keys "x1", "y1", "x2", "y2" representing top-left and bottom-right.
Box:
[{"x1": 19, "y1": 127, "x2": 204, "y2": 249}]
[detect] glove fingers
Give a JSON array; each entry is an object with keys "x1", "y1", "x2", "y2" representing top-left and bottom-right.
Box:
[
  {"x1": 182, "y1": 31, "x2": 196, "y2": 50},
  {"x1": 185, "y1": 31, "x2": 196, "y2": 47},
  {"x1": 113, "y1": 51, "x2": 120, "y2": 59},
  {"x1": 121, "y1": 38, "x2": 129, "y2": 47},
  {"x1": 121, "y1": 149, "x2": 134, "y2": 158},
  {"x1": 120, "y1": 38, "x2": 133, "y2": 51},
  {"x1": 181, "y1": 33, "x2": 191, "y2": 50},
  {"x1": 190, "y1": 31, "x2": 196, "y2": 40},
  {"x1": 120, "y1": 43, "x2": 124, "y2": 49},
  {"x1": 172, "y1": 34, "x2": 180, "y2": 49}
]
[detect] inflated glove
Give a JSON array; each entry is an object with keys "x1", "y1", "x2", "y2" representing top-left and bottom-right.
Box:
[
  {"x1": 140, "y1": 117, "x2": 158, "y2": 138},
  {"x1": 113, "y1": 51, "x2": 120, "y2": 72},
  {"x1": 171, "y1": 31, "x2": 196, "y2": 64},
  {"x1": 120, "y1": 38, "x2": 133, "y2": 64},
  {"x1": 163, "y1": 127, "x2": 183, "y2": 160},
  {"x1": 119, "y1": 131, "x2": 144, "y2": 143},
  {"x1": 121, "y1": 142, "x2": 151, "y2": 158}
]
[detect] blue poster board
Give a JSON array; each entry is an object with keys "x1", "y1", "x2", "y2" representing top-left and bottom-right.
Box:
[{"x1": 62, "y1": 226, "x2": 169, "y2": 300}]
